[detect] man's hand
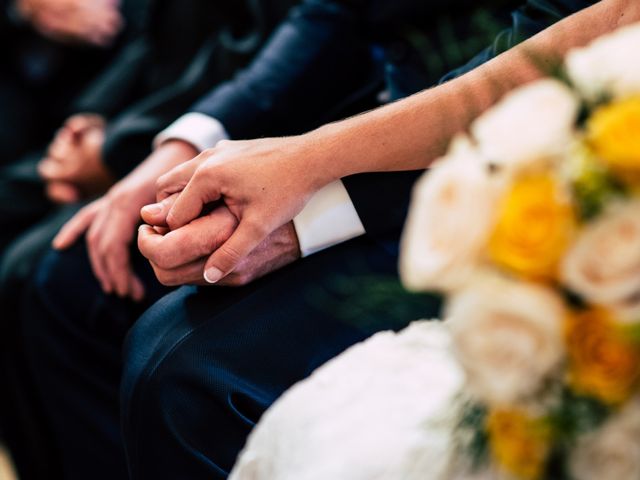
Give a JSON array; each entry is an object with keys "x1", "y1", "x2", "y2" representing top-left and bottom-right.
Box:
[
  {"x1": 52, "y1": 189, "x2": 147, "y2": 300},
  {"x1": 52, "y1": 140, "x2": 200, "y2": 300},
  {"x1": 17, "y1": 0, "x2": 123, "y2": 46},
  {"x1": 138, "y1": 201, "x2": 300, "y2": 287},
  {"x1": 154, "y1": 137, "x2": 329, "y2": 284},
  {"x1": 39, "y1": 114, "x2": 114, "y2": 203}
]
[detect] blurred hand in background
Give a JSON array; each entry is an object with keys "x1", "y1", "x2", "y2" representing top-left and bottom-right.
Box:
[
  {"x1": 52, "y1": 140, "x2": 200, "y2": 300},
  {"x1": 16, "y1": 0, "x2": 124, "y2": 46},
  {"x1": 38, "y1": 113, "x2": 115, "y2": 203}
]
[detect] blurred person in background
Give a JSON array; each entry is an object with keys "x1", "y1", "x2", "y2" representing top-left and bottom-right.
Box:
[
  {"x1": 0, "y1": 0, "x2": 296, "y2": 275},
  {"x1": 0, "y1": 0, "x2": 146, "y2": 163}
]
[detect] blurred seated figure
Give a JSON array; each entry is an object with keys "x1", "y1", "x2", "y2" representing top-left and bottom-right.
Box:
[
  {"x1": 37, "y1": 112, "x2": 113, "y2": 204},
  {"x1": 0, "y1": 0, "x2": 144, "y2": 163},
  {"x1": 0, "y1": 0, "x2": 294, "y2": 260}
]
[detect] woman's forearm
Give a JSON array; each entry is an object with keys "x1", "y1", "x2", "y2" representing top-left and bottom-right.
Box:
[{"x1": 309, "y1": 0, "x2": 640, "y2": 183}]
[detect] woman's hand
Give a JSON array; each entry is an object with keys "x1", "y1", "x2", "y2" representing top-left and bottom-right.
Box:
[{"x1": 154, "y1": 136, "x2": 331, "y2": 283}]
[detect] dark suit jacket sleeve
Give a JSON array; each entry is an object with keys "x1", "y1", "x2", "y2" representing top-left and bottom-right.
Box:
[
  {"x1": 100, "y1": 38, "x2": 229, "y2": 179},
  {"x1": 189, "y1": 0, "x2": 376, "y2": 139},
  {"x1": 345, "y1": 0, "x2": 599, "y2": 239},
  {"x1": 71, "y1": 37, "x2": 151, "y2": 118}
]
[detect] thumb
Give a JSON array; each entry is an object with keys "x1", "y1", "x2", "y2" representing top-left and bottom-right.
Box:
[
  {"x1": 140, "y1": 193, "x2": 178, "y2": 227},
  {"x1": 46, "y1": 181, "x2": 81, "y2": 204},
  {"x1": 202, "y1": 220, "x2": 265, "y2": 284},
  {"x1": 38, "y1": 158, "x2": 66, "y2": 180},
  {"x1": 155, "y1": 155, "x2": 204, "y2": 202}
]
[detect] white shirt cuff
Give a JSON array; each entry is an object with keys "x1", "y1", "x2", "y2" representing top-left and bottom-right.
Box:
[
  {"x1": 294, "y1": 180, "x2": 365, "y2": 257},
  {"x1": 154, "y1": 112, "x2": 229, "y2": 152}
]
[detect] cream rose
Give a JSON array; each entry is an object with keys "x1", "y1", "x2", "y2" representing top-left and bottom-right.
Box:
[
  {"x1": 470, "y1": 79, "x2": 578, "y2": 172},
  {"x1": 570, "y1": 398, "x2": 640, "y2": 480},
  {"x1": 566, "y1": 23, "x2": 640, "y2": 102},
  {"x1": 400, "y1": 136, "x2": 504, "y2": 292},
  {"x1": 561, "y1": 200, "x2": 640, "y2": 322},
  {"x1": 445, "y1": 274, "x2": 566, "y2": 406}
]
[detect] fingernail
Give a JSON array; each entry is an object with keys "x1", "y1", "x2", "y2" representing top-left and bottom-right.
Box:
[
  {"x1": 142, "y1": 203, "x2": 162, "y2": 215},
  {"x1": 204, "y1": 267, "x2": 224, "y2": 284}
]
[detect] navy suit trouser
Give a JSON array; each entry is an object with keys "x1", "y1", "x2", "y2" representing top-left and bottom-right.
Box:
[{"x1": 18, "y1": 236, "x2": 439, "y2": 479}]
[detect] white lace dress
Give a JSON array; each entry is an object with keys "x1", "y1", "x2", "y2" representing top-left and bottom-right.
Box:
[{"x1": 229, "y1": 321, "x2": 469, "y2": 480}]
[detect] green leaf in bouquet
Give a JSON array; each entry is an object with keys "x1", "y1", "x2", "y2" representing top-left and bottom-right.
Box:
[
  {"x1": 547, "y1": 388, "x2": 610, "y2": 443},
  {"x1": 453, "y1": 398, "x2": 491, "y2": 471},
  {"x1": 567, "y1": 143, "x2": 626, "y2": 221},
  {"x1": 618, "y1": 321, "x2": 640, "y2": 345},
  {"x1": 306, "y1": 271, "x2": 442, "y2": 333}
]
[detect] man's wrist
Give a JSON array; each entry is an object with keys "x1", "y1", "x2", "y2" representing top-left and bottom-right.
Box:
[
  {"x1": 159, "y1": 139, "x2": 199, "y2": 159},
  {"x1": 154, "y1": 113, "x2": 229, "y2": 152},
  {"x1": 293, "y1": 180, "x2": 365, "y2": 257},
  {"x1": 116, "y1": 140, "x2": 198, "y2": 206}
]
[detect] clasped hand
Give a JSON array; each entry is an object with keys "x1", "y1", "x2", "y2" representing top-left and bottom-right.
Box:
[{"x1": 138, "y1": 137, "x2": 324, "y2": 286}]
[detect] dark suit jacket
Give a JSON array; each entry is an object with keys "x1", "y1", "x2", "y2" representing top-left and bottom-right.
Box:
[
  {"x1": 73, "y1": 0, "x2": 297, "y2": 179},
  {"x1": 186, "y1": 0, "x2": 599, "y2": 244}
]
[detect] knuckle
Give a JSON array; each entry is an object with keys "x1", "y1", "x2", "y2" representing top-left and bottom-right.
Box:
[
  {"x1": 154, "y1": 250, "x2": 173, "y2": 270},
  {"x1": 220, "y1": 243, "x2": 243, "y2": 264},
  {"x1": 97, "y1": 243, "x2": 111, "y2": 258},
  {"x1": 202, "y1": 146, "x2": 218, "y2": 156},
  {"x1": 246, "y1": 218, "x2": 268, "y2": 238},
  {"x1": 194, "y1": 163, "x2": 212, "y2": 178},
  {"x1": 155, "y1": 176, "x2": 166, "y2": 192},
  {"x1": 86, "y1": 230, "x2": 100, "y2": 246},
  {"x1": 111, "y1": 251, "x2": 127, "y2": 267}
]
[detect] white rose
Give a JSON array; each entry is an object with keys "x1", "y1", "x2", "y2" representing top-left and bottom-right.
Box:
[
  {"x1": 470, "y1": 79, "x2": 578, "y2": 172},
  {"x1": 566, "y1": 23, "x2": 640, "y2": 102},
  {"x1": 445, "y1": 273, "x2": 565, "y2": 406},
  {"x1": 400, "y1": 136, "x2": 505, "y2": 292},
  {"x1": 570, "y1": 398, "x2": 640, "y2": 480},
  {"x1": 561, "y1": 200, "x2": 640, "y2": 323}
]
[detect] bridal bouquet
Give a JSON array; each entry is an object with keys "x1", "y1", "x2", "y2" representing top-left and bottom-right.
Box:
[{"x1": 401, "y1": 24, "x2": 640, "y2": 480}]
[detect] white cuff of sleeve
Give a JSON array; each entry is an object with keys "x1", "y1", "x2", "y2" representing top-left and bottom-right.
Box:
[
  {"x1": 154, "y1": 112, "x2": 229, "y2": 152},
  {"x1": 293, "y1": 180, "x2": 365, "y2": 257}
]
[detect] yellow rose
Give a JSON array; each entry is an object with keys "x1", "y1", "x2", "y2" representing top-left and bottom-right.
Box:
[
  {"x1": 489, "y1": 174, "x2": 575, "y2": 280},
  {"x1": 486, "y1": 409, "x2": 551, "y2": 480},
  {"x1": 588, "y1": 96, "x2": 640, "y2": 176},
  {"x1": 566, "y1": 308, "x2": 640, "y2": 405}
]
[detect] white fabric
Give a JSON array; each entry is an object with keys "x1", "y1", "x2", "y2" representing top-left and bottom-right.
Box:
[
  {"x1": 156, "y1": 112, "x2": 366, "y2": 256},
  {"x1": 229, "y1": 321, "x2": 465, "y2": 480},
  {"x1": 293, "y1": 180, "x2": 365, "y2": 257},
  {"x1": 153, "y1": 112, "x2": 229, "y2": 152}
]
